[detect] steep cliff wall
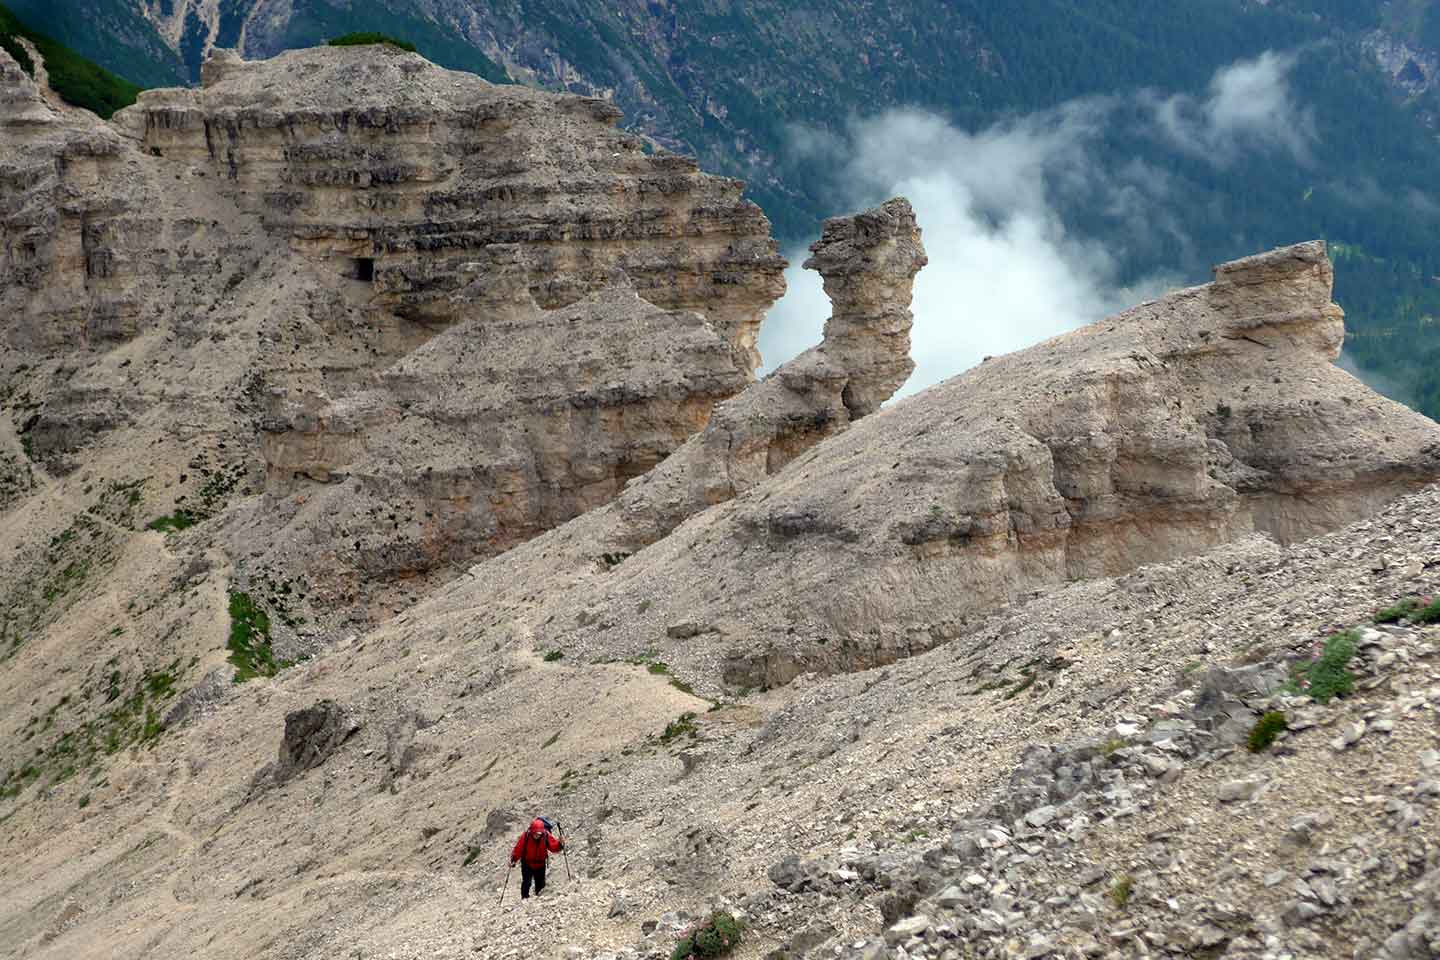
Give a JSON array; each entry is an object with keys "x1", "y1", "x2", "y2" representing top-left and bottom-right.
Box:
[
  {"x1": 124, "y1": 47, "x2": 785, "y2": 363},
  {"x1": 0, "y1": 44, "x2": 789, "y2": 601}
]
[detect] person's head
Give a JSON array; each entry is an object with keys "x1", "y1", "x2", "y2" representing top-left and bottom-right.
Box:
[{"x1": 529, "y1": 818, "x2": 546, "y2": 839}]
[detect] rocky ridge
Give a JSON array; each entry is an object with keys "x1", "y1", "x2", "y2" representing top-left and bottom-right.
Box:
[
  {"x1": 0, "y1": 42, "x2": 800, "y2": 627},
  {"x1": 4, "y1": 40, "x2": 1440, "y2": 960},
  {"x1": 390, "y1": 240, "x2": 1440, "y2": 698}
]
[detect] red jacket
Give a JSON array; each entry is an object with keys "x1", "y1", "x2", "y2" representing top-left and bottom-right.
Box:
[{"x1": 511, "y1": 819, "x2": 562, "y2": 868}]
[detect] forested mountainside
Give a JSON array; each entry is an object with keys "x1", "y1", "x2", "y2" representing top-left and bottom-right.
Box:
[{"x1": 9, "y1": 0, "x2": 1440, "y2": 415}]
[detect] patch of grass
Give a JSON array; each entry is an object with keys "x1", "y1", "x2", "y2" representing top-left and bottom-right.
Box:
[
  {"x1": 1247, "y1": 711, "x2": 1288, "y2": 753},
  {"x1": 462, "y1": 845, "x2": 483, "y2": 867},
  {"x1": 1285, "y1": 629, "x2": 1359, "y2": 705},
  {"x1": 0, "y1": 658, "x2": 182, "y2": 800},
  {"x1": 647, "y1": 661, "x2": 670, "y2": 675},
  {"x1": 1101, "y1": 737, "x2": 1125, "y2": 756},
  {"x1": 671, "y1": 910, "x2": 742, "y2": 960},
  {"x1": 227, "y1": 591, "x2": 281, "y2": 682},
  {"x1": 327, "y1": 31, "x2": 417, "y2": 52},
  {"x1": 146, "y1": 510, "x2": 198, "y2": 533},
  {"x1": 1420, "y1": 598, "x2": 1440, "y2": 625},
  {"x1": 542, "y1": 650, "x2": 564, "y2": 662},
  {"x1": 1108, "y1": 874, "x2": 1134, "y2": 909},
  {"x1": 1374, "y1": 595, "x2": 1440, "y2": 625},
  {"x1": 669, "y1": 676, "x2": 696, "y2": 696}
]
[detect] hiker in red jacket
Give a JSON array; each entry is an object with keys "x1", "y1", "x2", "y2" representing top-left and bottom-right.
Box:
[{"x1": 510, "y1": 817, "x2": 563, "y2": 899}]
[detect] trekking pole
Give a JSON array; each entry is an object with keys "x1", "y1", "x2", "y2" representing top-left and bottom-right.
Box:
[
  {"x1": 558, "y1": 822, "x2": 578, "y2": 887},
  {"x1": 497, "y1": 860, "x2": 515, "y2": 907}
]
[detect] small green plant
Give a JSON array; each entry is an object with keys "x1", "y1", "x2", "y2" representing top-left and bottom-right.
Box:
[
  {"x1": 1247, "y1": 711, "x2": 1288, "y2": 753},
  {"x1": 647, "y1": 661, "x2": 670, "y2": 675},
  {"x1": 146, "y1": 511, "x2": 198, "y2": 533},
  {"x1": 671, "y1": 910, "x2": 743, "y2": 960},
  {"x1": 669, "y1": 676, "x2": 696, "y2": 696},
  {"x1": 1101, "y1": 737, "x2": 1125, "y2": 756},
  {"x1": 542, "y1": 730, "x2": 561, "y2": 748},
  {"x1": 1285, "y1": 629, "x2": 1358, "y2": 705},
  {"x1": 462, "y1": 845, "x2": 483, "y2": 867},
  {"x1": 659, "y1": 712, "x2": 698, "y2": 743},
  {"x1": 1108, "y1": 874, "x2": 1134, "y2": 909},
  {"x1": 542, "y1": 650, "x2": 564, "y2": 662},
  {"x1": 327, "y1": 31, "x2": 418, "y2": 52},
  {"x1": 1374, "y1": 595, "x2": 1440, "y2": 625},
  {"x1": 1421, "y1": 598, "x2": 1440, "y2": 625}
]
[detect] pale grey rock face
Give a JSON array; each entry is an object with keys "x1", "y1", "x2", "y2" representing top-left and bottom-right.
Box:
[
  {"x1": 0, "y1": 44, "x2": 795, "y2": 618},
  {"x1": 124, "y1": 45, "x2": 786, "y2": 363},
  {"x1": 451, "y1": 240, "x2": 1440, "y2": 691}
]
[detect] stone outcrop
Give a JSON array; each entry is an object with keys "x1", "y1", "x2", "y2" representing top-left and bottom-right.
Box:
[
  {"x1": 608, "y1": 197, "x2": 926, "y2": 549},
  {"x1": 1, "y1": 43, "x2": 791, "y2": 609},
  {"x1": 441, "y1": 241, "x2": 1440, "y2": 691},
  {"x1": 236, "y1": 199, "x2": 923, "y2": 612},
  {"x1": 121, "y1": 46, "x2": 785, "y2": 364}
]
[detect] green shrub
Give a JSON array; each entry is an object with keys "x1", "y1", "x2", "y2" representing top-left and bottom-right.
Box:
[
  {"x1": 671, "y1": 911, "x2": 742, "y2": 960},
  {"x1": 1416, "y1": 597, "x2": 1440, "y2": 625},
  {"x1": 328, "y1": 32, "x2": 417, "y2": 52},
  {"x1": 1247, "y1": 711, "x2": 1287, "y2": 753},
  {"x1": 1373, "y1": 595, "x2": 1440, "y2": 625},
  {"x1": 659, "y1": 712, "x2": 697, "y2": 743},
  {"x1": 1374, "y1": 597, "x2": 1422, "y2": 623},
  {"x1": 1285, "y1": 629, "x2": 1358, "y2": 705},
  {"x1": 1108, "y1": 874, "x2": 1134, "y2": 909},
  {"x1": 146, "y1": 511, "x2": 198, "y2": 533},
  {"x1": 542, "y1": 649, "x2": 564, "y2": 662}
]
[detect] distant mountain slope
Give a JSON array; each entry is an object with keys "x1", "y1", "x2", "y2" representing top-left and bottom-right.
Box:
[
  {"x1": 0, "y1": 1, "x2": 144, "y2": 116},
  {"x1": 11, "y1": 0, "x2": 1440, "y2": 418}
]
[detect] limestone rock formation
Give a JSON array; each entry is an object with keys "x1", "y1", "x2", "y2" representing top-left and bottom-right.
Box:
[
  {"x1": 607, "y1": 196, "x2": 926, "y2": 549},
  {"x1": 434, "y1": 240, "x2": 1440, "y2": 691},
  {"x1": 1, "y1": 42, "x2": 791, "y2": 622},
  {"x1": 123, "y1": 45, "x2": 785, "y2": 362}
]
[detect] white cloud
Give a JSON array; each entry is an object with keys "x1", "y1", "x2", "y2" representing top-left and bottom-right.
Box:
[
  {"x1": 1154, "y1": 51, "x2": 1315, "y2": 165},
  {"x1": 759, "y1": 50, "x2": 1312, "y2": 397}
]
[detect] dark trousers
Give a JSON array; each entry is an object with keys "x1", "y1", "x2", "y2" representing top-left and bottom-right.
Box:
[{"x1": 520, "y1": 862, "x2": 547, "y2": 898}]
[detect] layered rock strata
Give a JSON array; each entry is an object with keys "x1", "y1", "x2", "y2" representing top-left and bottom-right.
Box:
[
  {"x1": 122, "y1": 47, "x2": 786, "y2": 364},
  {"x1": 2, "y1": 43, "x2": 792, "y2": 611},
  {"x1": 426, "y1": 241, "x2": 1440, "y2": 691},
  {"x1": 241, "y1": 200, "x2": 923, "y2": 613}
]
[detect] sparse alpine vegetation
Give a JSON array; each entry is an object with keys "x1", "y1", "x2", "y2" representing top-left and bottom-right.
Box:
[
  {"x1": 1285, "y1": 629, "x2": 1359, "y2": 705},
  {"x1": 1247, "y1": 711, "x2": 1288, "y2": 753},
  {"x1": 671, "y1": 910, "x2": 742, "y2": 960},
  {"x1": 1373, "y1": 594, "x2": 1440, "y2": 624},
  {"x1": 227, "y1": 591, "x2": 282, "y2": 682}
]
